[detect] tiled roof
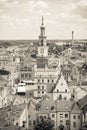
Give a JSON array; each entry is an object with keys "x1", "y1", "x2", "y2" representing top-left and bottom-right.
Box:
[
  {"x1": 46, "y1": 83, "x2": 55, "y2": 93},
  {"x1": 37, "y1": 97, "x2": 56, "y2": 114},
  {"x1": 71, "y1": 102, "x2": 81, "y2": 114},
  {"x1": 56, "y1": 100, "x2": 73, "y2": 112},
  {"x1": 0, "y1": 70, "x2": 10, "y2": 75},
  {"x1": 0, "y1": 103, "x2": 26, "y2": 127},
  {"x1": 82, "y1": 105, "x2": 87, "y2": 113},
  {"x1": 78, "y1": 95, "x2": 87, "y2": 109}
]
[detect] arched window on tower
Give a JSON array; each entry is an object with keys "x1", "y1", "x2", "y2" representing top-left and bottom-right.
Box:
[{"x1": 41, "y1": 39, "x2": 43, "y2": 46}]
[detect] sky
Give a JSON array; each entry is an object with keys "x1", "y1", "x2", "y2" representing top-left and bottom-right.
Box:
[{"x1": 0, "y1": 0, "x2": 87, "y2": 40}]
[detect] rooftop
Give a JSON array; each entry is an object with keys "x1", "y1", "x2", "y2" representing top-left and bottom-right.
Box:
[
  {"x1": 0, "y1": 103, "x2": 26, "y2": 127},
  {"x1": 0, "y1": 69, "x2": 10, "y2": 75}
]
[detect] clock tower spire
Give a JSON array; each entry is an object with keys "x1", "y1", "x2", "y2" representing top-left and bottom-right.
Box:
[{"x1": 37, "y1": 16, "x2": 48, "y2": 68}]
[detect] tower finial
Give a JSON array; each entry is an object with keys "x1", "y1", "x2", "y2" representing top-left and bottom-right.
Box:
[{"x1": 42, "y1": 16, "x2": 44, "y2": 25}]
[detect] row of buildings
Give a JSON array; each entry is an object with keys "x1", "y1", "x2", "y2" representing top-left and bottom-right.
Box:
[
  {"x1": 0, "y1": 94, "x2": 87, "y2": 130},
  {"x1": 0, "y1": 17, "x2": 87, "y2": 130}
]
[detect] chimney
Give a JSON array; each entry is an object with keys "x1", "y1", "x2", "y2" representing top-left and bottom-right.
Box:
[{"x1": 72, "y1": 31, "x2": 74, "y2": 46}]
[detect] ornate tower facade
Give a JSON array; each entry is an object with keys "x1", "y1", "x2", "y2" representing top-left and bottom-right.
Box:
[{"x1": 37, "y1": 16, "x2": 48, "y2": 68}]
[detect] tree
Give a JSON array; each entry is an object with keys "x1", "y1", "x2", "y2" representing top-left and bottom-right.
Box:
[
  {"x1": 83, "y1": 121, "x2": 87, "y2": 128},
  {"x1": 34, "y1": 116, "x2": 54, "y2": 130}
]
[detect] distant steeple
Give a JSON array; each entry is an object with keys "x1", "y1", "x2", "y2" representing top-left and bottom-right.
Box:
[
  {"x1": 42, "y1": 16, "x2": 44, "y2": 26},
  {"x1": 40, "y1": 16, "x2": 45, "y2": 37},
  {"x1": 72, "y1": 31, "x2": 74, "y2": 47}
]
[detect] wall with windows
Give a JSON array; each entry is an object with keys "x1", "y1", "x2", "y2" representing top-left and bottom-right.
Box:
[
  {"x1": 57, "y1": 112, "x2": 70, "y2": 130},
  {"x1": 53, "y1": 92, "x2": 71, "y2": 101},
  {"x1": 14, "y1": 106, "x2": 27, "y2": 128},
  {"x1": 49, "y1": 112, "x2": 57, "y2": 129},
  {"x1": 71, "y1": 114, "x2": 81, "y2": 130},
  {"x1": 53, "y1": 73, "x2": 71, "y2": 100},
  {"x1": 37, "y1": 46, "x2": 48, "y2": 57}
]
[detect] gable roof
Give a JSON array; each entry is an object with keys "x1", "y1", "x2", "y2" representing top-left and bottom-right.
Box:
[
  {"x1": 12, "y1": 95, "x2": 25, "y2": 105},
  {"x1": 37, "y1": 97, "x2": 56, "y2": 114},
  {"x1": 71, "y1": 102, "x2": 81, "y2": 114},
  {"x1": 28, "y1": 99, "x2": 36, "y2": 109},
  {"x1": 53, "y1": 72, "x2": 70, "y2": 92},
  {"x1": 0, "y1": 103, "x2": 26, "y2": 127}
]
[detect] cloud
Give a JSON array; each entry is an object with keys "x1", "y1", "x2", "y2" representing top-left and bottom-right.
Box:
[
  {"x1": 71, "y1": 0, "x2": 87, "y2": 19},
  {"x1": 0, "y1": 0, "x2": 87, "y2": 39},
  {"x1": 0, "y1": 0, "x2": 8, "y2": 2},
  {"x1": 73, "y1": 5, "x2": 87, "y2": 19},
  {"x1": 36, "y1": 1, "x2": 48, "y2": 8}
]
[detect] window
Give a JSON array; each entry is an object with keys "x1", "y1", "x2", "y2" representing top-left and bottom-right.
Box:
[
  {"x1": 48, "y1": 79, "x2": 49, "y2": 83},
  {"x1": 42, "y1": 79, "x2": 44, "y2": 83},
  {"x1": 33, "y1": 120, "x2": 36, "y2": 125},
  {"x1": 22, "y1": 121, "x2": 26, "y2": 127},
  {"x1": 16, "y1": 122, "x2": 18, "y2": 126},
  {"x1": 41, "y1": 40, "x2": 43, "y2": 46},
  {"x1": 28, "y1": 115, "x2": 30, "y2": 118},
  {"x1": 51, "y1": 106, "x2": 55, "y2": 110},
  {"x1": 60, "y1": 120, "x2": 63, "y2": 123},
  {"x1": 66, "y1": 120, "x2": 70, "y2": 126},
  {"x1": 38, "y1": 91, "x2": 40, "y2": 94},
  {"x1": 42, "y1": 86, "x2": 44, "y2": 89},
  {"x1": 64, "y1": 97, "x2": 67, "y2": 100},
  {"x1": 59, "y1": 95, "x2": 62, "y2": 100},
  {"x1": 42, "y1": 91, "x2": 44, "y2": 94},
  {"x1": 29, "y1": 120, "x2": 31, "y2": 125},
  {"x1": 44, "y1": 116, "x2": 46, "y2": 118},
  {"x1": 52, "y1": 79, "x2": 54, "y2": 83},
  {"x1": 60, "y1": 114, "x2": 63, "y2": 118},
  {"x1": 38, "y1": 86, "x2": 40, "y2": 89},
  {"x1": 29, "y1": 74, "x2": 31, "y2": 78},
  {"x1": 52, "y1": 114, "x2": 55, "y2": 118},
  {"x1": 25, "y1": 74, "x2": 27, "y2": 77},
  {"x1": 38, "y1": 79, "x2": 40, "y2": 83},
  {"x1": 65, "y1": 114, "x2": 68, "y2": 118},
  {"x1": 73, "y1": 122, "x2": 76, "y2": 128},
  {"x1": 40, "y1": 116, "x2": 43, "y2": 119},
  {"x1": 78, "y1": 115, "x2": 80, "y2": 119},
  {"x1": 73, "y1": 115, "x2": 76, "y2": 119},
  {"x1": 21, "y1": 74, "x2": 24, "y2": 78},
  {"x1": 65, "y1": 89, "x2": 67, "y2": 92}
]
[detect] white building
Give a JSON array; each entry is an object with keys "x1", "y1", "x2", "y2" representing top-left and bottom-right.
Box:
[{"x1": 53, "y1": 73, "x2": 71, "y2": 100}]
